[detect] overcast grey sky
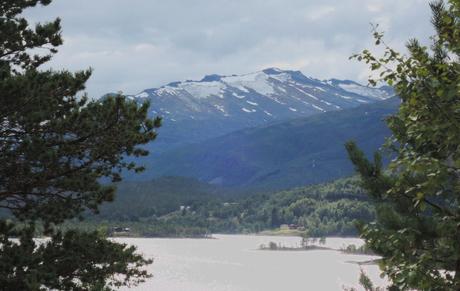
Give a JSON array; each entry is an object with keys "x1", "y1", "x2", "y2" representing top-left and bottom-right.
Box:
[{"x1": 25, "y1": 0, "x2": 433, "y2": 97}]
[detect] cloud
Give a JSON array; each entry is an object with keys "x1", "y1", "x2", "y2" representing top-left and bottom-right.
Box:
[
  {"x1": 24, "y1": 0, "x2": 433, "y2": 97},
  {"x1": 306, "y1": 5, "x2": 336, "y2": 21}
]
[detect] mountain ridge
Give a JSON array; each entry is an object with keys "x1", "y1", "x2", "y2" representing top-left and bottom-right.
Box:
[
  {"x1": 131, "y1": 67, "x2": 393, "y2": 123},
  {"x1": 126, "y1": 68, "x2": 394, "y2": 151}
]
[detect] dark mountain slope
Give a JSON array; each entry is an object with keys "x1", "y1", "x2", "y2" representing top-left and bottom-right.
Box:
[{"x1": 141, "y1": 98, "x2": 399, "y2": 190}]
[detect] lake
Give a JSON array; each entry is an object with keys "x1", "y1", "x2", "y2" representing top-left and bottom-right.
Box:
[{"x1": 116, "y1": 234, "x2": 386, "y2": 291}]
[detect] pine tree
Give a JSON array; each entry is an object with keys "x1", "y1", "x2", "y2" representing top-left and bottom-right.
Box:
[
  {"x1": 0, "y1": 1, "x2": 160, "y2": 289},
  {"x1": 346, "y1": 0, "x2": 460, "y2": 289}
]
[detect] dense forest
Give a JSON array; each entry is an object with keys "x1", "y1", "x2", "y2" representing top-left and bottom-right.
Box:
[{"x1": 66, "y1": 176, "x2": 374, "y2": 237}]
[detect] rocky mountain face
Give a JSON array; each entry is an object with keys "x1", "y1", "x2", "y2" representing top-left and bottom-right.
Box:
[{"x1": 129, "y1": 68, "x2": 394, "y2": 151}]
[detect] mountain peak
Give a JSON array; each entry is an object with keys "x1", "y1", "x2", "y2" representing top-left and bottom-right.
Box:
[
  {"x1": 166, "y1": 81, "x2": 182, "y2": 87},
  {"x1": 200, "y1": 74, "x2": 223, "y2": 82},
  {"x1": 130, "y1": 68, "x2": 393, "y2": 128},
  {"x1": 262, "y1": 67, "x2": 284, "y2": 75}
]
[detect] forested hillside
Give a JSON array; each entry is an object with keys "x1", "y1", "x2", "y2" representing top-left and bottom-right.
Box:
[
  {"x1": 98, "y1": 177, "x2": 223, "y2": 220},
  {"x1": 79, "y1": 176, "x2": 374, "y2": 237}
]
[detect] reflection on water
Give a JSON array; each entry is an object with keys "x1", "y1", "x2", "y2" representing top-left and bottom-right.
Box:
[{"x1": 116, "y1": 234, "x2": 386, "y2": 291}]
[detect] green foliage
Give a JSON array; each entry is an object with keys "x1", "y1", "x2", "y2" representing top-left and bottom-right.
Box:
[
  {"x1": 99, "y1": 176, "x2": 221, "y2": 219},
  {"x1": 0, "y1": 221, "x2": 152, "y2": 290},
  {"x1": 359, "y1": 271, "x2": 377, "y2": 291},
  {"x1": 84, "y1": 176, "x2": 374, "y2": 238},
  {"x1": 235, "y1": 177, "x2": 374, "y2": 237},
  {"x1": 0, "y1": 1, "x2": 160, "y2": 289},
  {"x1": 0, "y1": 0, "x2": 62, "y2": 71},
  {"x1": 347, "y1": 0, "x2": 460, "y2": 289},
  {"x1": 344, "y1": 271, "x2": 386, "y2": 291},
  {"x1": 340, "y1": 244, "x2": 374, "y2": 255}
]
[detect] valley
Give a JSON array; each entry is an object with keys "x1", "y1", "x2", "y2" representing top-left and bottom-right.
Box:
[
  {"x1": 83, "y1": 69, "x2": 398, "y2": 239},
  {"x1": 123, "y1": 68, "x2": 396, "y2": 190}
]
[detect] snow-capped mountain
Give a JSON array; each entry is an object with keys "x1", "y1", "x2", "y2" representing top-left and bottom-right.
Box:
[
  {"x1": 131, "y1": 68, "x2": 393, "y2": 126},
  {"x1": 123, "y1": 68, "x2": 394, "y2": 153}
]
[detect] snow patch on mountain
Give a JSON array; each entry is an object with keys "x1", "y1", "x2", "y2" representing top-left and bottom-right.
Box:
[
  {"x1": 305, "y1": 92, "x2": 319, "y2": 100},
  {"x1": 232, "y1": 92, "x2": 245, "y2": 99},
  {"x1": 214, "y1": 104, "x2": 227, "y2": 114},
  {"x1": 135, "y1": 92, "x2": 149, "y2": 98},
  {"x1": 314, "y1": 86, "x2": 326, "y2": 92},
  {"x1": 338, "y1": 83, "x2": 390, "y2": 100},
  {"x1": 156, "y1": 86, "x2": 178, "y2": 96},
  {"x1": 180, "y1": 81, "x2": 224, "y2": 99},
  {"x1": 270, "y1": 73, "x2": 291, "y2": 83},
  {"x1": 128, "y1": 68, "x2": 394, "y2": 129},
  {"x1": 223, "y1": 72, "x2": 275, "y2": 96},
  {"x1": 242, "y1": 107, "x2": 256, "y2": 113},
  {"x1": 311, "y1": 104, "x2": 325, "y2": 112}
]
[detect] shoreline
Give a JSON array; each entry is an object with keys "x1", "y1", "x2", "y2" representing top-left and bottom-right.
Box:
[{"x1": 109, "y1": 233, "x2": 362, "y2": 239}]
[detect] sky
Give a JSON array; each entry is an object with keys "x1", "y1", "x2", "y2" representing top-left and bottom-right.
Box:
[{"x1": 25, "y1": 0, "x2": 433, "y2": 97}]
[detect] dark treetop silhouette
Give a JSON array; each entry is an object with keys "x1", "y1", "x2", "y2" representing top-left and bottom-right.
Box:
[
  {"x1": 0, "y1": 0, "x2": 161, "y2": 290},
  {"x1": 346, "y1": 0, "x2": 460, "y2": 289}
]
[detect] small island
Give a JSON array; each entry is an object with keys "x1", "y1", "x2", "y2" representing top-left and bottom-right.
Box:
[{"x1": 258, "y1": 237, "x2": 375, "y2": 256}]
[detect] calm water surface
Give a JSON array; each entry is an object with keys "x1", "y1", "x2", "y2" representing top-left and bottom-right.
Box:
[{"x1": 116, "y1": 234, "x2": 386, "y2": 291}]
